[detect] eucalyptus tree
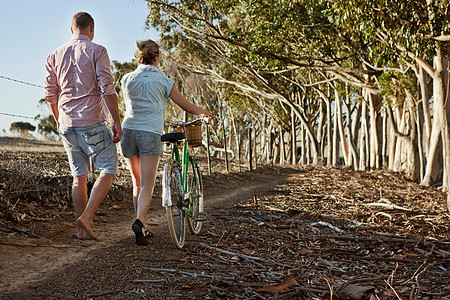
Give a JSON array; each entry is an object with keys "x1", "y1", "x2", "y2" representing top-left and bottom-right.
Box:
[
  {"x1": 145, "y1": 0, "x2": 374, "y2": 164},
  {"x1": 145, "y1": 0, "x2": 449, "y2": 204},
  {"x1": 331, "y1": 0, "x2": 450, "y2": 210},
  {"x1": 111, "y1": 60, "x2": 138, "y2": 119}
]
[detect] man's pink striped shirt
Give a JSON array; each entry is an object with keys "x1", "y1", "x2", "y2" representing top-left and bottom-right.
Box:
[{"x1": 45, "y1": 34, "x2": 116, "y2": 128}]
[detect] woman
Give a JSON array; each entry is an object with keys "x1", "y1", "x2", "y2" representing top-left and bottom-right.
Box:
[{"x1": 120, "y1": 39, "x2": 214, "y2": 245}]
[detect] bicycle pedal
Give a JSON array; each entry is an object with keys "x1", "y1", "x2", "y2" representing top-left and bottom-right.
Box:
[{"x1": 193, "y1": 212, "x2": 208, "y2": 221}]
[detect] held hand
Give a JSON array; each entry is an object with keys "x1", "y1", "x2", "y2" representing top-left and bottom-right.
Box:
[
  {"x1": 112, "y1": 123, "x2": 123, "y2": 143},
  {"x1": 201, "y1": 111, "x2": 216, "y2": 123}
]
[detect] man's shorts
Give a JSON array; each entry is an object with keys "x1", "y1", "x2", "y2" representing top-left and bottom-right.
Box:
[
  {"x1": 120, "y1": 129, "x2": 163, "y2": 158},
  {"x1": 59, "y1": 121, "x2": 118, "y2": 177}
]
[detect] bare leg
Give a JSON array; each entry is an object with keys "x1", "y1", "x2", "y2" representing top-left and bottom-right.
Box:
[
  {"x1": 136, "y1": 156, "x2": 160, "y2": 233},
  {"x1": 76, "y1": 173, "x2": 116, "y2": 240},
  {"x1": 72, "y1": 174, "x2": 88, "y2": 239},
  {"x1": 125, "y1": 156, "x2": 141, "y2": 215}
]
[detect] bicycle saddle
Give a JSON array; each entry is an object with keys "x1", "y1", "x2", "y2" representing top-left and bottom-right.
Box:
[{"x1": 161, "y1": 130, "x2": 186, "y2": 143}]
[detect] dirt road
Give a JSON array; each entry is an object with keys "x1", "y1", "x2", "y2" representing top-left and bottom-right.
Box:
[
  {"x1": 0, "y1": 139, "x2": 291, "y2": 298},
  {"x1": 1, "y1": 137, "x2": 448, "y2": 299}
]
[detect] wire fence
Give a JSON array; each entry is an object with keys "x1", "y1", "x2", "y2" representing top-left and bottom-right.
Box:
[
  {"x1": 0, "y1": 112, "x2": 35, "y2": 120},
  {"x1": 0, "y1": 75, "x2": 44, "y2": 89},
  {"x1": 0, "y1": 75, "x2": 43, "y2": 122}
]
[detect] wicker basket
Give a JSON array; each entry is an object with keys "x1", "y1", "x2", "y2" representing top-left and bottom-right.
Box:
[{"x1": 173, "y1": 124, "x2": 203, "y2": 148}]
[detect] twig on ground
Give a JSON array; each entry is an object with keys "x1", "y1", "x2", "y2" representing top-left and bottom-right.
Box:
[
  {"x1": 0, "y1": 241, "x2": 88, "y2": 248},
  {"x1": 384, "y1": 279, "x2": 402, "y2": 300},
  {"x1": 132, "y1": 279, "x2": 166, "y2": 283},
  {"x1": 309, "y1": 221, "x2": 346, "y2": 234},
  {"x1": 85, "y1": 289, "x2": 127, "y2": 298},
  {"x1": 144, "y1": 267, "x2": 235, "y2": 281},
  {"x1": 200, "y1": 242, "x2": 262, "y2": 261},
  {"x1": 364, "y1": 199, "x2": 411, "y2": 211}
]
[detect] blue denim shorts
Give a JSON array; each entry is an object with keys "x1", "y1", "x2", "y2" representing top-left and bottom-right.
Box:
[
  {"x1": 120, "y1": 129, "x2": 163, "y2": 158},
  {"x1": 59, "y1": 121, "x2": 118, "y2": 176}
]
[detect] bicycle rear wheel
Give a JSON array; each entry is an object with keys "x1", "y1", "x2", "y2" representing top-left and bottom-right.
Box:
[
  {"x1": 164, "y1": 159, "x2": 186, "y2": 249},
  {"x1": 187, "y1": 159, "x2": 204, "y2": 235}
]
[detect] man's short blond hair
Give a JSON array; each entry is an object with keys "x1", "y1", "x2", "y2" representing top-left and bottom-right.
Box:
[{"x1": 72, "y1": 12, "x2": 94, "y2": 30}]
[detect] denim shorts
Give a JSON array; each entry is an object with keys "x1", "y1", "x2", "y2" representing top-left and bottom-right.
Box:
[
  {"x1": 120, "y1": 129, "x2": 163, "y2": 158},
  {"x1": 59, "y1": 121, "x2": 118, "y2": 176}
]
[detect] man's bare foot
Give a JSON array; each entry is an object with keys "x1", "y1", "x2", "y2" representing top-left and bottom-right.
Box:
[
  {"x1": 76, "y1": 218, "x2": 97, "y2": 240},
  {"x1": 75, "y1": 228, "x2": 85, "y2": 240}
]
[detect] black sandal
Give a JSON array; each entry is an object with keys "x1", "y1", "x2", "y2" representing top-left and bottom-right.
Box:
[{"x1": 132, "y1": 219, "x2": 152, "y2": 246}]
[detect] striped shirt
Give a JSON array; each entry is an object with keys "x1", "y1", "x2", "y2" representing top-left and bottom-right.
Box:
[{"x1": 45, "y1": 34, "x2": 116, "y2": 127}]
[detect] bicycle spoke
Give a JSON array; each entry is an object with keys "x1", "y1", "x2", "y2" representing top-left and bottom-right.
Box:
[
  {"x1": 187, "y1": 159, "x2": 204, "y2": 235},
  {"x1": 164, "y1": 159, "x2": 186, "y2": 249}
]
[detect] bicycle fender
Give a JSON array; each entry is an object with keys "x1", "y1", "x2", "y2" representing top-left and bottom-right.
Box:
[{"x1": 162, "y1": 162, "x2": 172, "y2": 207}]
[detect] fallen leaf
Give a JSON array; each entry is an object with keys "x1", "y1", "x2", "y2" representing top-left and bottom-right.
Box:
[
  {"x1": 340, "y1": 284, "x2": 376, "y2": 300},
  {"x1": 257, "y1": 278, "x2": 300, "y2": 293}
]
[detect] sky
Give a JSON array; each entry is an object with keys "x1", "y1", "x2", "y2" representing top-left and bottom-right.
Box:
[{"x1": 0, "y1": 0, "x2": 158, "y2": 136}]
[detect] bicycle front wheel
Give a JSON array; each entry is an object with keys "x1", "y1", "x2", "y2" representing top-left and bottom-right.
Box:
[
  {"x1": 164, "y1": 159, "x2": 186, "y2": 249},
  {"x1": 187, "y1": 159, "x2": 204, "y2": 235}
]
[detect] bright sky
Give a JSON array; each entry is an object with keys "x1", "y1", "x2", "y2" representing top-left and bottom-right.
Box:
[{"x1": 0, "y1": 0, "x2": 157, "y2": 136}]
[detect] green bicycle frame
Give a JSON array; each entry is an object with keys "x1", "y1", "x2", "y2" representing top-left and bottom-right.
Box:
[{"x1": 171, "y1": 139, "x2": 198, "y2": 218}]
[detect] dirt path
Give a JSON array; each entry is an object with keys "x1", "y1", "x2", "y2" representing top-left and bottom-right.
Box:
[
  {"x1": 0, "y1": 164, "x2": 291, "y2": 299},
  {"x1": 1, "y1": 138, "x2": 448, "y2": 299}
]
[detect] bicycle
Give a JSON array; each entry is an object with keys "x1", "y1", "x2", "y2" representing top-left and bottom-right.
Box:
[{"x1": 161, "y1": 117, "x2": 207, "y2": 249}]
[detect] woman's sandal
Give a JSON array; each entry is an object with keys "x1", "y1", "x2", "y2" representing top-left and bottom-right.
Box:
[{"x1": 132, "y1": 219, "x2": 152, "y2": 246}]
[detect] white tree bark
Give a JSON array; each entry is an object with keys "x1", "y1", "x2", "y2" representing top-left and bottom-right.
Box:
[
  {"x1": 332, "y1": 97, "x2": 340, "y2": 167},
  {"x1": 368, "y1": 92, "x2": 383, "y2": 169},
  {"x1": 418, "y1": 66, "x2": 431, "y2": 158},
  {"x1": 335, "y1": 89, "x2": 350, "y2": 166},
  {"x1": 359, "y1": 99, "x2": 369, "y2": 170}
]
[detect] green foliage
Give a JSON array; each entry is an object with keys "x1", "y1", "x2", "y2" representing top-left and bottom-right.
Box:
[
  {"x1": 144, "y1": 0, "x2": 449, "y2": 149},
  {"x1": 10, "y1": 122, "x2": 36, "y2": 134},
  {"x1": 35, "y1": 114, "x2": 58, "y2": 138},
  {"x1": 377, "y1": 69, "x2": 418, "y2": 107},
  {"x1": 330, "y1": 0, "x2": 450, "y2": 61},
  {"x1": 111, "y1": 60, "x2": 138, "y2": 119},
  {"x1": 35, "y1": 98, "x2": 59, "y2": 139}
]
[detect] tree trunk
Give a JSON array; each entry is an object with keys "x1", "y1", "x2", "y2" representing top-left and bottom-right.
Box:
[
  {"x1": 316, "y1": 98, "x2": 325, "y2": 159},
  {"x1": 325, "y1": 98, "x2": 333, "y2": 167},
  {"x1": 359, "y1": 99, "x2": 369, "y2": 171},
  {"x1": 421, "y1": 63, "x2": 444, "y2": 186},
  {"x1": 382, "y1": 109, "x2": 388, "y2": 169},
  {"x1": 368, "y1": 92, "x2": 383, "y2": 169},
  {"x1": 291, "y1": 109, "x2": 297, "y2": 164},
  {"x1": 405, "y1": 90, "x2": 420, "y2": 180},
  {"x1": 300, "y1": 125, "x2": 306, "y2": 164},
  {"x1": 305, "y1": 129, "x2": 311, "y2": 165},
  {"x1": 335, "y1": 90, "x2": 350, "y2": 166},
  {"x1": 332, "y1": 98, "x2": 340, "y2": 167},
  {"x1": 391, "y1": 103, "x2": 406, "y2": 173},
  {"x1": 343, "y1": 98, "x2": 359, "y2": 169},
  {"x1": 279, "y1": 126, "x2": 285, "y2": 164},
  {"x1": 418, "y1": 66, "x2": 431, "y2": 159},
  {"x1": 434, "y1": 53, "x2": 450, "y2": 211},
  {"x1": 268, "y1": 123, "x2": 273, "y2": 165},
  {"x1": 229, "y1": 108, "x2": 241, "y2": 172}
]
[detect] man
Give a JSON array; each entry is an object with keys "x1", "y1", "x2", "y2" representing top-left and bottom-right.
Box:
[{"x1": 45, "y1": 12, "x2": 122, "y2": 240}]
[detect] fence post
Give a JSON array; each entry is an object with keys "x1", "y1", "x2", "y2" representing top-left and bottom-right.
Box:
[
  {"x1": 222, "y1": 115, "x2": 229, "y2": 174},
  {"x1": 248, "y1": 127, "x2": 253, "y2": 171},
  {"x1": 253, "y1": 123, "x2": 257, "y2": 169},
  {"x1": 267, "y1": 125, "x2": 273, "y2": 165},
  {"x1": 206, "y1": 123, "x2": 211, "y2": 175},
  {"x1": 291, "y1": 109, "x2": 296, "y2": 164}
]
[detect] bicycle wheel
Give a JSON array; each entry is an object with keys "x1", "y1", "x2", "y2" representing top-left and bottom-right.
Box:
[
  {"x1": 186, "y1": 159, "x2": 205, "y2": 235},
  {"x1": 164, "y1": 159, "x2": 186, "y2": 249}
]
